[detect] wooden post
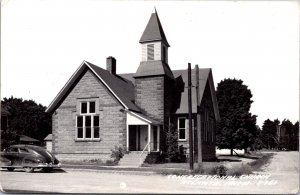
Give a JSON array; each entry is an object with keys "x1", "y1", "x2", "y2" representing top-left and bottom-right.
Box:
[
  {"x1": 148, "y1": 125, "x2": 151, "y2": 152},
  {"x1": 195, "y1": 65, "x2": 203, "y2": 169},
  {"x1": 126, "y1": 124, "x2": 129, "y2": 152},
  {"x1": 188, "y1": 63, "x2": 194, "y2": 171}
]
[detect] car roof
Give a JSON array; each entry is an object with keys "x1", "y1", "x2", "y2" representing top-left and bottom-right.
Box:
[{"x1": 10, "y1": 144, "x2": 43, "y2": 150}]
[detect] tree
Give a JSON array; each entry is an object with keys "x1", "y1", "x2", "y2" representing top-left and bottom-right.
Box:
[
  {"x1": 279, "y1": 119, "x2": 298, "y2": 151},
  {"x1": 165, "y1": 120, "x2": 179, "y2": 162},
  {"x1": 252, "y1": 125, "x2": 264, "y2": 150},
  {"x1": 293, "y1": 121, "x2": 299, "y2": 151},
  {"x1": 216, "y1": 78, "x2": 257, "y2": 155},
  {"x1": 1, "y1": 96, "x2": 51, "y2": 149},
  {"x1": 260, "y1": 119, "x2": 279, "y2": 149}
]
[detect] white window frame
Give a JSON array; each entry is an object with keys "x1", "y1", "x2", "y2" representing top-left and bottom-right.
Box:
[
  {"x1": 178, "y1": 117, "x2": 187, "y2": 141},
  {"x1": 76, "y1": 101, "x2": 100, "y2": 141},
  {"x1": 80, "y1": 101, "x2": 96, "y2": 114}
]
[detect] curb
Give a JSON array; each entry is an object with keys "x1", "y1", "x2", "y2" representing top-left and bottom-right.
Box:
[{"x1": 62, "y1": 167, "x2": 157, "y2": 176}]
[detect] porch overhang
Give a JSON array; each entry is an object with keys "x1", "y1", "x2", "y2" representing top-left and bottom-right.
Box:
[
  {"x1": 126, "y1": 111, "x2": 161, "y2": 125},
  {"x1": 126, "y1": 111, "x2": 161, "y2": 152}
]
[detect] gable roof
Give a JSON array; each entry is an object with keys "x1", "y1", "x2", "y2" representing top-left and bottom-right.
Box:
[
  {"x1": 139, "y1": 10, "x2": 170, "y2": 47},
  {"x1": 173, "y1": 68, "x2": 220, "y2": 121},
  {"x1": 172, "y1": 68, "x2": 209, "y2": 114},
  {"x1": 46, "y1": 61, "x2": 219, "y2": 121},
  {"x1": 46, "y1": 61, "x2": 141, "y2": 113},
  {"x1": 120, "y1": 68, "x2": 220, "y2": 121}
]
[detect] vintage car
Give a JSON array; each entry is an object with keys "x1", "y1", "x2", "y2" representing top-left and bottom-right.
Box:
[{"x1": 0, "y1": 144, "x2": 60, "y2": 172}]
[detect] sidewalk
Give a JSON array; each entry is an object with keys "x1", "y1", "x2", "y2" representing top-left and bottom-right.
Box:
[{"x1": 61, "y1": 163, "x2": 187, "y2": 175}]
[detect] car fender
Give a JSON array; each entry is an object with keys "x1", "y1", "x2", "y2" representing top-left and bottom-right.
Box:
[{"x1": 0, "y1": 156, "x2": 12, "y2": 167}]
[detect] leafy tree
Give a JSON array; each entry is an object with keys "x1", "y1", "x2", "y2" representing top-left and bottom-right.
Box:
[
  {"x1": 279, "y1": 119, "x2": 298, "y2": 151},
  {"x1": 293, "y1": 121, "x2": 299, "y2": 151},
  {"x1": 260, "y1": 119, "x2": 279, "y2": 149},
  {"x1": 216, "y1": 78, "x2": 257, "y2": 155},
  {"x1": 1, "y1": 96, "x2": 51, "y2": 149},
  {"x1": 165, "y1": 121, "x2": 179, "y2": 162}
]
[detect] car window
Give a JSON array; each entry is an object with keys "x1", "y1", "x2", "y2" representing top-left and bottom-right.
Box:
[
  {"x1": 7, "y1": 147, "x2": 19, "y2": 153},
  {"x1": 27, "y1": 148, "x2": 39, "y2": 155},
  {"x1": 19, "y1": 148, "x2": 29, "y2": 153}
]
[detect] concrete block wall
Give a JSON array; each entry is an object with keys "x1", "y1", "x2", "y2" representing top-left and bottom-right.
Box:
[
  {"x1": 52, "y1": 70, "x2": 126, "y2": 162},
  {"x1": 135, "y1": 76, "x2": 164, "y2": 123}
]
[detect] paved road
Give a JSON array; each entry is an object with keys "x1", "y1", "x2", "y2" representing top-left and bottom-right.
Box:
[{"x1": 0, "y1": 151, "x2": 298, "y2": 194}]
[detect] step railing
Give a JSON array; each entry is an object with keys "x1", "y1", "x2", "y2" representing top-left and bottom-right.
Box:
[{"x1": 139, "y1": 142, "x2": 150, "y2": 164}]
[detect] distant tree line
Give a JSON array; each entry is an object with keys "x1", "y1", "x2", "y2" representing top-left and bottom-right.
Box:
[
  {"x1": 258, "y1": 119, "x2": 299, "y2": 151},
  {"x1": 1, "y1": 97, "x2": 51, "y2": 149}
]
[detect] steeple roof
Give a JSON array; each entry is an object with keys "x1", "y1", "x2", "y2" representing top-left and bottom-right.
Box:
[{"x1": 139, "y1": 10, "x2": 170, "y2": 47}]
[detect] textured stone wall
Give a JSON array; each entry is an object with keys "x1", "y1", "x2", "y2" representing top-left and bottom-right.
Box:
[
  {"x1": 52, "y1": 69, "x2": 126, "y2": 162},
  {"x1": 135, "y1": 76, "x2": 165, "y2": 123},
  {"x1": 175, "y1": 81, "x2": 217, "y2": 161}
]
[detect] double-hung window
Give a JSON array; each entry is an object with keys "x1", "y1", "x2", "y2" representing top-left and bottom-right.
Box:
[
  {"x1": 178, "y1": 118, "x2": 186, "y2": 141},
  {"x1": 76, "y1": 101, "x2": 100, "y2": 140}
]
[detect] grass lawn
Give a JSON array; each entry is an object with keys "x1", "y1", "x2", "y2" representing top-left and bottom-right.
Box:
[
  {"x1": 61, "y1": 151, "x2": 274, "y2": 176},
  {"x1": 142, "y1": 151, "x2": 274, "y2": 176}
]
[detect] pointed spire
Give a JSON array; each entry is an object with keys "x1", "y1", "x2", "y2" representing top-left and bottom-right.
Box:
[{"x1": 139, "y1": 10, "x2": 170, "y2": 47}]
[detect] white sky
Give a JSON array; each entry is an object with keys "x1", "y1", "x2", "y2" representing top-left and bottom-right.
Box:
[{"x1": 1, "y1": 0, "x2": 299, "y2": 127}]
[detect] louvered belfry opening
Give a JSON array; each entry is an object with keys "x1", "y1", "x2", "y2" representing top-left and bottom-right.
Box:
[{"x1": 147, "y1": 44, "x2": 154, "y2": 61}]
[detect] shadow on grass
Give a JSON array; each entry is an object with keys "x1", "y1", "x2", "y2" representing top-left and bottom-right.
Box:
[{"x1": 248, "y1": 153, "x2": 274, "y2": 171}]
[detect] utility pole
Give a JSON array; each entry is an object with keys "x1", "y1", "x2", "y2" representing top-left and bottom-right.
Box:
[
  {"x1": 195, "y1": 65, "x2": 203, "y2": 169},
  {"x1": 188, "y1": 63, "x2": 194, "y2": 171}
]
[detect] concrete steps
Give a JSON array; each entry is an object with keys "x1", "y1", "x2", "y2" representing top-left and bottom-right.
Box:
[{"x1": 118, "y1": 151, "x2": 148, "y2": 167}]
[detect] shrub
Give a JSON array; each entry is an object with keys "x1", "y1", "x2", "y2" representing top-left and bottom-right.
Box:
[
  {"x1": 105, "y1": 159, "x2": 118, "y2": 166},
  {"x1": 166, "y1": 123, "x2": 179, "y2": 162},
  {"x1": 210, "y1": 165, "x2": 228, "y2": 176},
  {"x1": 88, "y1": 159, "x2": 103, "y2": 164},
  {"x1": 110, "y1": 145, "x2": 126, "y2": 162},
  {"x1": 226, "y1": 164, "x2": 252, "y2": 176}
]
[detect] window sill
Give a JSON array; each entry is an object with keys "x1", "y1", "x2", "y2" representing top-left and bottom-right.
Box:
[
  {"x1": 75, "y1": 139, "x2": 101, "y2": 142},
  {"x1": 178, "y1": 139, "x2": 187, "y2": 142}
]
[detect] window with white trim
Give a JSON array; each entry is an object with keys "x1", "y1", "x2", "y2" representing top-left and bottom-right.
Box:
[
  {"x1": 76, "y1": 101, "x2": 100, "y2": 140},
  {"x1": 178, "y1": 118, "x2": 186, "y2": 141}
]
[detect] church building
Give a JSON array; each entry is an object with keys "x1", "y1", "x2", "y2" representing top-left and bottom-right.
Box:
[{"x1": 46, "y1": 10, "x2": 220, "y2": 166}]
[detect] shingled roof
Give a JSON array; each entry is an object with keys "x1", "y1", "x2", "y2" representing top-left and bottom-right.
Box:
[
  {"x1": 134, "y1": 60, "x2": 174, "y2": 78},
  {"x1": 46, "y1": 61, "x2": 141, "y2": 113},
  {"x1": 46, "y1": 61, "x2": 219, "y2": 121},
  {"x1": 139, "y1": 10, "x2": 170, "y2": 47},
  {"x1": 120, "y1": 68, "x2": 220, "y2": 120}
]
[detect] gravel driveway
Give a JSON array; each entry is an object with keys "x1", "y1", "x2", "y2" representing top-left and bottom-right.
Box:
[{"x1": 0, "y1": 151, "x2": 298, "y2": 194}]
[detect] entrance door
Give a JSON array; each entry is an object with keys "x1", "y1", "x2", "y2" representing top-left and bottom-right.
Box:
[
  {"x1": 139, "y1": 126, "x2": 148, "y2": 151},
  {"x1": 129, "y1": 125, "x2": 137, "y2": 151},
  {"x1": 128, "y1": 125, "x2": 149, "y2": 151}
]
